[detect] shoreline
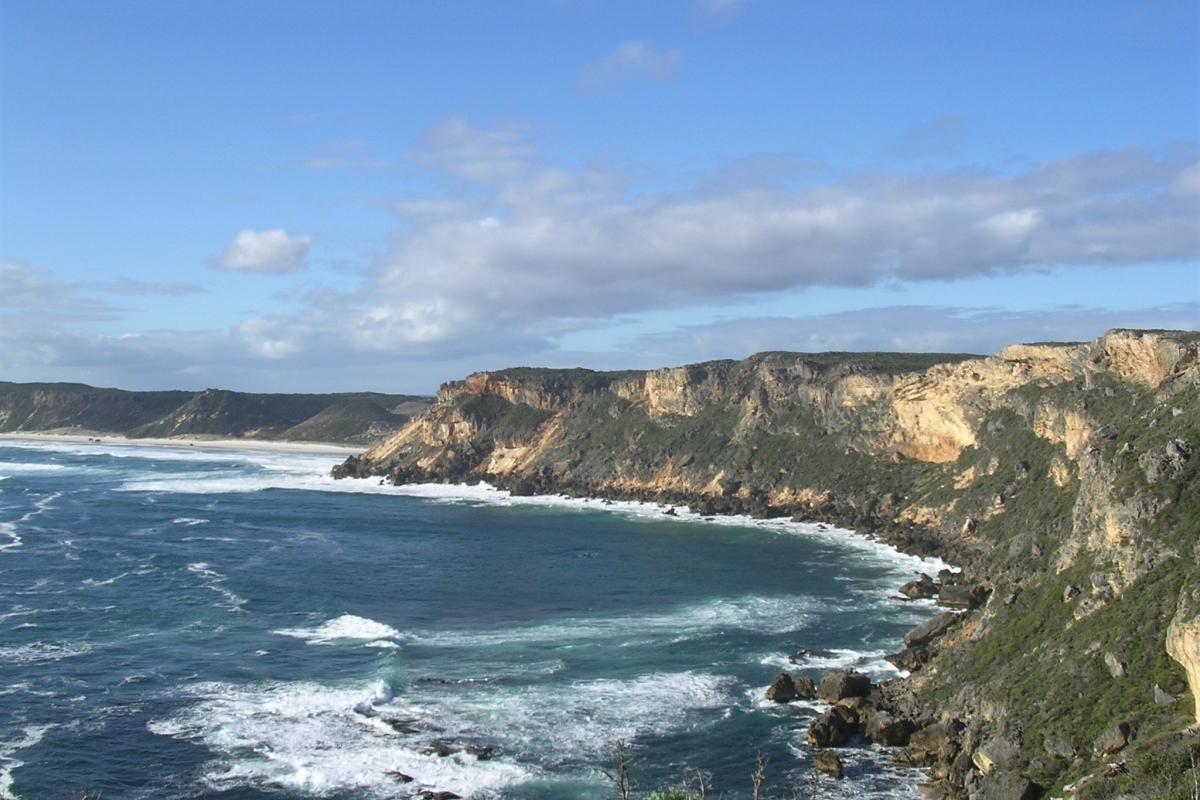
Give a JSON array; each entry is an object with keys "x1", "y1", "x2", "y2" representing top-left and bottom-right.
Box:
[
  {"x1": 365, "y1": 478, "x2": 957, "y2": 578},
  {"x1": 0, "y1": 431, "x2": 362, "y2": 456}
]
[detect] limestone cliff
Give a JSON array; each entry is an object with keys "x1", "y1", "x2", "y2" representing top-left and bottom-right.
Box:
[{"x1": 337, "y1": 329, "x2": 1200, "y2": 797}]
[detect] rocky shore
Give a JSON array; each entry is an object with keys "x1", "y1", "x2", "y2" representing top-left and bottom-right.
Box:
[{"x1": 333, "y1": 329, "x2": 1200, "y2": 798}]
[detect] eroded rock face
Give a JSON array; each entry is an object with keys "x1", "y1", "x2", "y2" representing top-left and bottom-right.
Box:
[{"x1": 1167, "y1": 585, "x2": 1200, "y2": 724}]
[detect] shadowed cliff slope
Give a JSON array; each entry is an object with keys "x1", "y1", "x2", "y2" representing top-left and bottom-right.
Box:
[{"x1": 337, "y1": 329, "x2": 1200, "y2": 798}]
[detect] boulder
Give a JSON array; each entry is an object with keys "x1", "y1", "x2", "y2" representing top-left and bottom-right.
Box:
[
  {"x1": 937, "y1": 584, "x2": 989, "y2": 609},
  {"x1": 886, "y1": 645, "x2": 933, "y2": 672},
  {"x1": 830, "y1": 703, "x2": 860, "y2": 728},
  {"x1": 972, "y1": 736, "x2": 1019, "y2": 775},
  {"x1": 765, "y1": 672, "x2": 798, "y2": 703},
  {"x1": 972, "y1": 771, "x2": 1041, "y2": 800},
  {"x1": 805, "y1": 708, "x2": 853, "y2": 747},
  {"x1": 793, "y1": 676, "x2": 817, "y2": 700},
  {"x1": 812, "y1": 750, "x2": 844, "y2": 778},
  {"x1": 1153, "y1": 684, "x2": 1176, "y2": 706},
  {"x1": 1103, "y1": 652, "x2": 1127, "y2": 679},
  {"x1": 900, "y1": 573, "x2": 940, "y2": 599},
  {"x1": 903, "y1": 723, "x2": 958, "y2": 765},
  {"x1": 817, "y1": 669, "x2": 871, "y2": 702},
  {"x1": 864, "y1": 712, "x2": 914, "y2": 746},
  {"x1": 1093, "y1": 722, "x2": 1131, "y2": 757},
  {"x1": 1042, "y1": 733, "x2": 1076, "y2": 760},
  {"x1": 904, "y1": 612, "x2": 961, "y2": 648}
]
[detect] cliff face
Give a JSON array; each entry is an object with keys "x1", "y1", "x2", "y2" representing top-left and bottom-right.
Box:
[{"x1": 338, "y1": 329, "x2": 1200, "y2": 797}]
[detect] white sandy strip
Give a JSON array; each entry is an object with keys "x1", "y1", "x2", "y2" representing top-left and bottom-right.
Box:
[{"x1": 0, "y1": 432, "x2": 360, "y2": 456}]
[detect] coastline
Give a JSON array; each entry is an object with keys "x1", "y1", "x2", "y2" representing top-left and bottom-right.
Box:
[
  {"x1": 0, "y1": 431, "x2": 361, "y2": 456},
  {"x1": 369, "y1": 478, "x2": 956, "y2": 577}
]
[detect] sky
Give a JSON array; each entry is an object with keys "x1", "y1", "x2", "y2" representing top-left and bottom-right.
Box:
[{"x1": 1, "y1": 0, "x2": 1198, "y2": 393}]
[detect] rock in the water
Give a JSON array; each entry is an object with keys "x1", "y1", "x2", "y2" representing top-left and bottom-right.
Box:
[
  {"x1": 765, "y1": 672, "x2": 798, "y2": 702},
  {"x1": 418, "y1": 792, "x2": 462, "y2": 800},
  {"x1": 423, "y1": 740, "x2": 459, "y2": 758},
  {"x1": 793, "y1": 675, "x2": 817, "y2": 699},
  {"x1": 817, "y1": 669, "x2": 871, "y2": 702},
  {"x1": 900, "y1": 573, "x2": 940, "y2": 599},
  {"x1": 386, "y1": 771, "x2": 415, "y2": 783},
  {"x1": 904, "y1": 612, "x2": 961, "y2": 648},
  {"x1": 813, "y1": 750, "x2": 844, "y2": 778},
  {"x1": 864, "y1": 712, "x2": 913, "y2": 746},
  {"x1": 805, "y1": 708, "x2": 853, "y2": 747},
  {"x1": 1093, "y1": 722, "x2": 1131, "y2": 757},
  {"x1": 1103, "y1": 651, "x2": 1127, "y2": 679},
  {"x1": 464, "y1": 744, "x2": 497, "y2": 760}
]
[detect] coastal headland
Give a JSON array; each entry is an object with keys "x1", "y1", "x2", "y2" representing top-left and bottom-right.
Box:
[{"x1": 334, "y1": 328, "x2": 1200, "y2": 799}]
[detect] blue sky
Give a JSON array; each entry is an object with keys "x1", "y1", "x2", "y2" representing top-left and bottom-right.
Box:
[{"x1": 2, "y1": 0, "x2": 1197, "y2": 392}]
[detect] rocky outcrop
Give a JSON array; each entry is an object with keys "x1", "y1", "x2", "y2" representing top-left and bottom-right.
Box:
[
  {"x1": 1168, "y1": 582, "x2": 1200, "y2": 724},
  {"x1": 335, "y1": 329, "x2": 1200, "y2": 797}
]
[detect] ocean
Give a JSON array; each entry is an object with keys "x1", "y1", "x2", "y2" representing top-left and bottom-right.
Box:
[{"x1": 0, "y1": 440, "x2": 947, "y2": 799}]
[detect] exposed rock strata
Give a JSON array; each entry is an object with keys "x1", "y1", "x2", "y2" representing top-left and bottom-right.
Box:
[{"x1": 335, "y1": 329, "x2": 1200, "y2": 797}]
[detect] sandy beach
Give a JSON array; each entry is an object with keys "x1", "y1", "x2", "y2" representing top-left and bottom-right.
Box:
[{"x1": 0, "y1": 431, "x2": 363, "y2": 456}]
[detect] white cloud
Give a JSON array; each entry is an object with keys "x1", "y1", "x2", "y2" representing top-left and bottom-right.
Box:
[
  {"x1": 581, "y1": 41, "x2": 682, "y2": 88},
  {"x1": 4, "y1": 122, "x2": 1198, "y2": 392},
  {"x1": 215, "y1": 229, "x2": 312, "y2": 273},
  {"x1": 324, "y1": 129, "x2": 1197, "y2": 357}
]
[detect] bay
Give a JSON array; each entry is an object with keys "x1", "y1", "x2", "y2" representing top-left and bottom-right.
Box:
[{"x1": 0, "y1": 441, "x2": 944, "y2": 799}]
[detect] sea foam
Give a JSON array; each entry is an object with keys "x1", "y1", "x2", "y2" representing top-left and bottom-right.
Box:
[{"x1": 273, "y1": 614, "x2": 404, "y2": 645}]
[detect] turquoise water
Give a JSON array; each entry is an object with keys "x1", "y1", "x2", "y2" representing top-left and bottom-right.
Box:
[{"x1": 0, "y1": 441, "x2": 944, "y2": 799}]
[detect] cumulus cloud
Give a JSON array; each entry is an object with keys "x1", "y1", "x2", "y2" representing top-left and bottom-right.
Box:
[
  {"x1": 215, "y1": 229, "x2": 312, "y2": 273},
  {"x1": 581, "y1": 41, "x2": 682, "y2": 88},
  {"x1": 324, "y1": 125, "x2": 1198, "y2": 357},
  {"x1": 5, "y1": 121, "x2": 1198, "y2": 391}
]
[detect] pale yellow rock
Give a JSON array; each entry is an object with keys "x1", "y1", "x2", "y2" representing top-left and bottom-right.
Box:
[{"x1": 1167, "y1": 588, "x2": 1200, "y2": 724}]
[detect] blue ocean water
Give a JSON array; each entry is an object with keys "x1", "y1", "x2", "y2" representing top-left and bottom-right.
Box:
[{"x1": 0, "y1": 440, "x2": 946, "y2": 799}]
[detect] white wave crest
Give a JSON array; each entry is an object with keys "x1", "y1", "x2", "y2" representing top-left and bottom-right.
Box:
[
  {"x1": 0, "y1": 642, "x2": 93, "y2": 664},
  {"x1": 150, "y1": 669, "x2": 733, "y2": 797},
  {"x1": 0, "y1": 724, "x2": 53, "y2": 800},
  {"x1": 274, "y1": 614, "x2": 403, "y2": 645},
  {"x1": 149, "y1": 680, "x2": 530, "y2": 798},
  {"x1": 759, "y1": 647, "x2": 905, "y2": 680},
  {"x1": 185, "y1": 563, "x2": 247, "y2": 613},
  {"x1": 0, "y1": 461, "x2": 68, "y2": 474}
]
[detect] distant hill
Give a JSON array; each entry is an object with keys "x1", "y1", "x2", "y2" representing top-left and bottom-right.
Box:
[{"x1": 0, "y1": 382, "x2": 432, "y2": 446}]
